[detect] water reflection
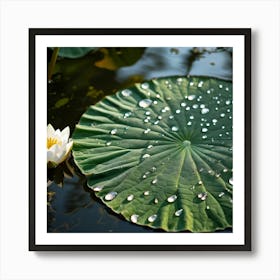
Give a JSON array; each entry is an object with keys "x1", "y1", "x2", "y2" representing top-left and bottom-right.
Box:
[
  {"x1": 48, "y1": 176, "x2": 162, "y2": 232},
  {"x1": 116, "y1": 47, "x2": 232, "y2": 83}
]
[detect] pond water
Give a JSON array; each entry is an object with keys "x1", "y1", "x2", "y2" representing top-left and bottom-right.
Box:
[{"x1": 47, "y1": 47, "x2": 232, "y2": 233}]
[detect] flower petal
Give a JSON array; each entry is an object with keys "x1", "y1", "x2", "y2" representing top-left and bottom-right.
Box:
[
  {"x1": 54, "y1": 129, "x2": 62, "y2": 137},
  {"x1": 47, "y1": 149, "x2": 58, "y2": 164},
  {"x1": 65, "y1": 139, "x2": 73, "y2": 156},
  {"x1": 61, "y1": 126, "x2": 70, "y2": 143},
  {"x1": 47, "y1": 143, "x2": 63, "y2": 164},
  {"x1": 47, "y1": 124, "x2": 56, "y2": 138}
]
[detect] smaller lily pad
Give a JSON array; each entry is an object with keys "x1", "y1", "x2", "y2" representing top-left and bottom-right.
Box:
[{"x1": 51, "y1": 47, "x2": 99, "y2": 58}]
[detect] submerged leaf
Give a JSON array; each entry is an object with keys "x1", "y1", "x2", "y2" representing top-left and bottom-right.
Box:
[{"x1": 72, "y1": 76, "x2": 233, "y2": 232}]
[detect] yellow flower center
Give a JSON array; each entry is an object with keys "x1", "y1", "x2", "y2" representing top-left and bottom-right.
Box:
[{"x1": 47, "y1": 137, "x2": 62, "y2": 149}]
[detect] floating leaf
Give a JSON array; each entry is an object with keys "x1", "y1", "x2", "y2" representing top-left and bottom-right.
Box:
[
  {"x1": 72, "y1": 76, "x2": 233, "y2": 232},
  {"x1": 51, "y1": 47, "x2": 99, "y2": 59},
  {"x1": 95, "y1": 48, "x2": 145, "y2": 70}
]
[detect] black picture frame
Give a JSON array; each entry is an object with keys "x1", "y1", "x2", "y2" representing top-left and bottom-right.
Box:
[{"x1": 29, "y1": 28, "x2": 251, "y2": 251}]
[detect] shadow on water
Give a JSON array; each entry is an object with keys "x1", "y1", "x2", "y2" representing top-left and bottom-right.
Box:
[{"x1": 47, "y1": 47, "x2": 232, "y2": 233}]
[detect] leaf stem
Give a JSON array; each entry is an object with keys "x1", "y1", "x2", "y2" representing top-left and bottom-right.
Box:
[{"x1": 48, "y1": 47, "x2": 59, "y2": 82}]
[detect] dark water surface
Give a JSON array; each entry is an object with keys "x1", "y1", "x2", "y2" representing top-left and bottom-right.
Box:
[{"x1": 47, "y1": 47, "x2": 232, "y2": 233}]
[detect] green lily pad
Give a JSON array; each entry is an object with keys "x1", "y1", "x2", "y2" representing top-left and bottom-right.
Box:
[
  {"x1": 52, "y1": 47, "x2": 99, "y2": 58},
  {"x1": 72, "y1": 76, "x2": 233, "y2": 232}
]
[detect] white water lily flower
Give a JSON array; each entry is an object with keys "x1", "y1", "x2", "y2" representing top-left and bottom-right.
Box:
[{"x1": 47, "y1": 124, "x2": 73, "y2": 167}]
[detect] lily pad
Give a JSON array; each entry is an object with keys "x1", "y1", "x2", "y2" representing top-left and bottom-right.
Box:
[
  {"x1": 72, "y1": 76, "x2": 233, "y2": 232},
  {"x1": 51, "y1": 47, "x2": 99, "y2": 58}
]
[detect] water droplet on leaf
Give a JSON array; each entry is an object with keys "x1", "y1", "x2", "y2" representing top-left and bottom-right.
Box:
[
  {"x1": 218, "y1": 192, "x2": 225, "y2": 198},
  {"x1": 167, "y1": 195, "x2": 177, "y2": 203},
  {"x1": 121, "y1": 89, "x2": 132, "y2": 97},
  {"x1": 127, "y1": 194, "x2": 134, "y2": 201},
  {"x1": 201, "y1": 108, "x2": 209, "y2": 114},
  {"x1": 142, "y1": 154, "x2": 150, "y2": 159},
  {"x1": 139, "y1": 99, "x2": 152, "y2": 108},
  {"x1": 175, "y1": 209, "x2": 183, "y2": 217},
  {"x1": 187, "y1": 95, "x2": 196, "y2": 101},
  {"x1": 197, "y1": 192, "x2": 207, "y2": 201},
  {"x1": 148, "y1": 214, "x2": 157, "y2": 223},
  {"x1": 123, "y1": 112, "x2": 132, "y2": 118},
  {"x1": 151, "y1": 178, "x2": 158, "y2": 185},
  {"x1": 151, "y1": 166, "x2": 157, "y2": 172},
  {"x1": 105, "y1": 191, "x2": 118, "y2": 201},
  {"x1": 141, "y1": 82, "x2": 149, "y2": 90},
  {"x1": 93, "y1": 186, "x2": 103, "y2": 192},
  {"x1": 131, "y1": 214, "x2": 139, "y2": 223}
]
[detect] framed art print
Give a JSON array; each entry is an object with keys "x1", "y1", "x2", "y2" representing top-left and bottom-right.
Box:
[{"x1": 29, "y1": 28, "x2": 251, "y2": 251}]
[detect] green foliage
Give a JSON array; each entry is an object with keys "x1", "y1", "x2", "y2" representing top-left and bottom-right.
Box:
[{"x1": 72, "y1": 76, "x2": 233, "y2": 232}]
